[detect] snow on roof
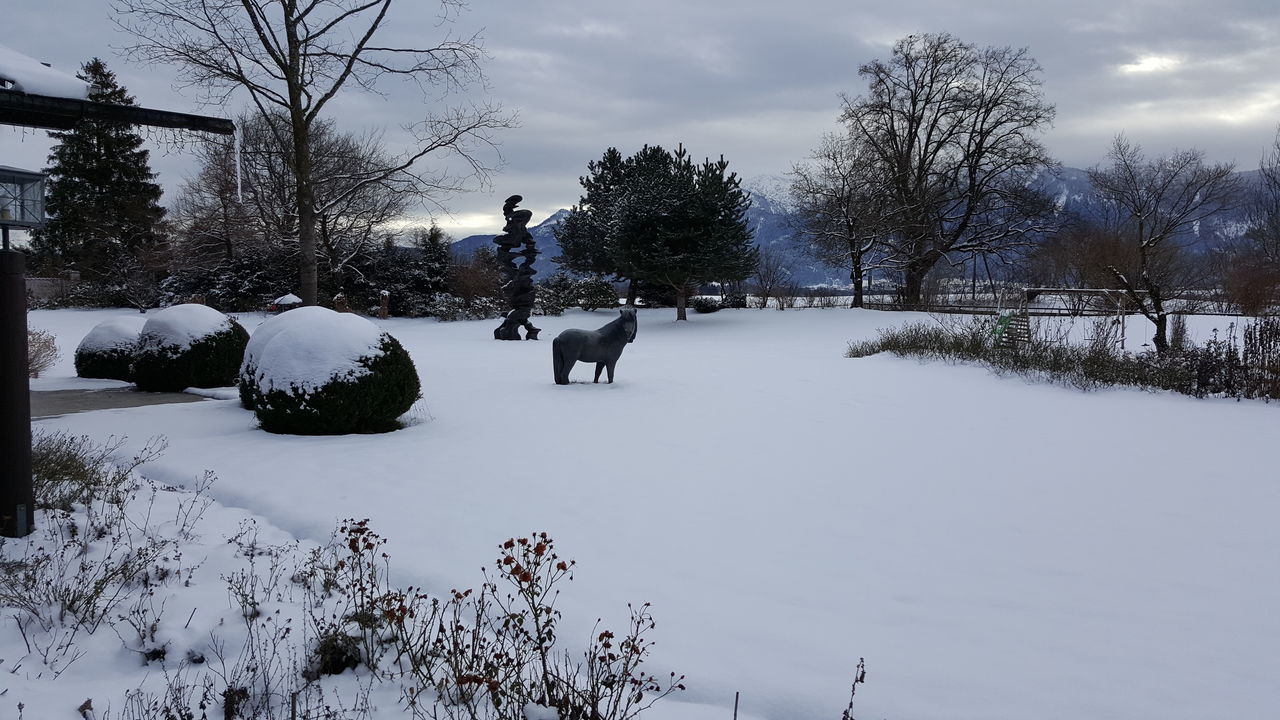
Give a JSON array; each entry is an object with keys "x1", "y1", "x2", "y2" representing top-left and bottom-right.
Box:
[
  {"x1": 0, "y1": 43, "x2": 88, "y2": 99},
  {"x1": 273, "y1": 293, "x2": 303, "y2": 305}
]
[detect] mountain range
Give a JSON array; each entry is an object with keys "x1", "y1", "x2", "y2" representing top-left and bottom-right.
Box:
[{"x1": 451, "y1": 169, "x2": 1258, "y2": 287}]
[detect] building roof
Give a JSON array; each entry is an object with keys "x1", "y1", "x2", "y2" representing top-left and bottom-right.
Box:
[{"x1": 0, "y1": 89, "x2": 233, "y2": 135}]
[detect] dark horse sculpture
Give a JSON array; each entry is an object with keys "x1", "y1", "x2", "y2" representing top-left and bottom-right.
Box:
[{"x1": 552, "y1": 307, "x2": 638, "y2": 385}]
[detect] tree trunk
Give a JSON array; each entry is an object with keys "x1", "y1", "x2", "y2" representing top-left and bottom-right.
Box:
[
  {"x1": 625, "y1": 279, "x2": 637, "y2": 306},
  {"x1": 285, "y1": 17, "x2": 317, "y2": 306},
  {"x1": 1136, "y1": 228, "x2": 1171, "y2": 355},
  {"x1": 1147, "y1": 279, "x2": 1169, "y2": 354},
  {"x1": 900, "y1": 250, "x2": 944, "y2": 309},
  {"x1": 675, "y1": 286, "x2": 688, "y2": 321},
  {"x1": 901, "y1": 264, "x2": 927, "y2": 309},
  {"x1": 1151, "y1": 313, "x2": 1169, "y2": 354},
  {"x1": 850, "y1": 256, "x2": 864, "y2": 308},
  {"x1": 293, "y1": 123, "x2": 317, "y2": 306},
  {"x1": 297, "y1": 175, "x2": 318, "y2": 306}
]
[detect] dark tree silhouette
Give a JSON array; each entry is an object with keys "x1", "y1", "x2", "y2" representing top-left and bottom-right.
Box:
[
  {"x1": 557, "y1": 145, "x2": 757, "y2": 320},
  {"x1": 30, "y1": 59, "x2": 165, "y2": 280},
  {"x1": 788, "y1": 133, "x2": 886, "y2": 307},
  {"x1": 840, "y1": 33, "x2": 1057, "y2": 307},
  {"x1": 1088, "y1": 135, "x2": 1240, "y2": 353}
]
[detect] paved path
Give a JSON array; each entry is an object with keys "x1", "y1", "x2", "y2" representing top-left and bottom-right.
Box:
[{"x1": 30, "y1": 388, "x2": 205, "y2": 419}]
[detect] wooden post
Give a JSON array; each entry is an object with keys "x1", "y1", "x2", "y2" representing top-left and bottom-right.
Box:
[
  {"x1": 378, "y1": 290, "x2": 389, "y2": 320},
  {"x1": 0, "y1": 249, "x2": 34, "y2": 537}
]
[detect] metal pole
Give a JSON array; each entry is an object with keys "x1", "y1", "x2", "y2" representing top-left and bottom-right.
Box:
[{"x1": 0, "y1": 249, "x2": 34, "y2": 537}]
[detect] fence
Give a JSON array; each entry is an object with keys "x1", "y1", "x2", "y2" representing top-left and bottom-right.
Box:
[{"x1": 25, "y1": 275, "x2": 79, "y2": 301}]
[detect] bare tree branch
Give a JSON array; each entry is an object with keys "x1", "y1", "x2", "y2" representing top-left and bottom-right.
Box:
[
  {"x1": 838, "y1": 33, "x2": 1058, "y2": 306},
  {"x1": 112, "y1": 0, "x2": 513, "y2": 305}
]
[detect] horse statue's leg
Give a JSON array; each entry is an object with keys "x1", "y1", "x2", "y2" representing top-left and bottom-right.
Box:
[{"x1": 593, "y1": 362, "x2": 605, "y2": 383}]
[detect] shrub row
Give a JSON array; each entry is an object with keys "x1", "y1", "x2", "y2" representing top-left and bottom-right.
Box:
[
  {"x1": 535, "y1": 273, "x2": 620, "y2": 316},
  {"x1": 76, "y1": 305, "x2": 248, "y2": 391},
  {"x1": 848, "y1": 316, "x2": 1280, "y2": 400}
]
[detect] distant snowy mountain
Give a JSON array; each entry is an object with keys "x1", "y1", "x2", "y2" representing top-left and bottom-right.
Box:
[
  {"x1": 448, "y1": 179, "x2": 862, "y2": 287},
  {"x1": 741, "y1": 174, "x2": 849, "y2": 286},
  {"x1": 450, "y1": 168, "x2": 1258, "y2": 286},
  {"x1": 1036, "y1": 167, "x2": 1254, "y2": 251},
  {"x1": 452, "y1": 209, "x2": 570, "y2": 278}
]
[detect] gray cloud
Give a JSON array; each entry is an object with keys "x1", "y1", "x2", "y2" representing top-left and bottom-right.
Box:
[{"x1": 3, "y1": 0, "x2": 1278, "y2": 237}]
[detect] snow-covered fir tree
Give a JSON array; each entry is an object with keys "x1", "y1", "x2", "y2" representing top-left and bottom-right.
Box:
[{"x1": 29, "y1": 58, "x2": 165, "y2": 279}]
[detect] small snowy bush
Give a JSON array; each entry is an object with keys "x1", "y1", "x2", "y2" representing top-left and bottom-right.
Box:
[
  {"x1": 423, "y1": 292, "x2": 503, "y2": 322},
  {"x1": 242, "y1": 306, "x2": 420, "y2": 434},
  {"x1": 691, "y1": 297, "x2": 722, "y2": 313},
  {"x1": 132, "y1": 304, "x2": 250, "y2": 392},
  {"x1": 74, "y1": 316, "x2": 147, "y2": 381},
  {"x1": 238, "y1": 305, "x2": 333, "y2": 409},
  {"x1": 7, "y1": 432, "x2": 206, "y2": 676},
  {"x1": 536, "y1": 272, "x2": 580, "y2": 316},
  {"x1": 28, "y1": 328, "x2": 60, "y2": 378},
  {"x1": 578, "y1": 276, "x2": 619, "y2": 311}
]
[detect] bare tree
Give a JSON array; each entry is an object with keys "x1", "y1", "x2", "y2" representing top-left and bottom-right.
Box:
[
  {"x1": 1247, "y1": 128, "x2": 1280, "y2": 266},
  {"x1": 1217, "y1": 127, "x2": 1280, "y2": 314},
  {"x1": 787, "y1": 132, "x2": 884, "y2": 307},
  {"x1": 749, "y1": 244, "x2": 794, "y2": 309},
  {"x1": 1088, "y1": 135, "x2": 1240, "y2": 353},
  {"x1": 171, "y1": 110, "x2": 430, "y2": 297},
  {"x1": 169, "y1": 133, "x2": 263, "y2": 272},
  {"x1": 840, "y1": 33, "x2": 1058, "y2": 307},
  {"x1": 114, "y1": 0, "x2": 512, "y2": 305}
]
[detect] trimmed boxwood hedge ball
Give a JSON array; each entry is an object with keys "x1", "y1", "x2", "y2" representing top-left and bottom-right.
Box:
[
  {"x1": 132, "y1": 304, "x2": 250, "y2": 392},
  {"x1": 244, "y1": 307, "x2": 420, "y2": 435},
  {"x1": 238, "y1": 305, "x2": 333, "y2": 409},
  {"x1": 75, "y1": 317, "x2": 147, "y2": 381}
]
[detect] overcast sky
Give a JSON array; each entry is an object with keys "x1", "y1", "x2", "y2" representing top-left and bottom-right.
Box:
[{"x1": 4, "y1": 0, "x2": 1280, "y2": 238}]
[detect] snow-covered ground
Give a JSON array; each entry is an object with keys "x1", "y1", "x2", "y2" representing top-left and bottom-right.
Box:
[{"x1": 16, "y1": 306, "x2": 1280, "y2": 719}]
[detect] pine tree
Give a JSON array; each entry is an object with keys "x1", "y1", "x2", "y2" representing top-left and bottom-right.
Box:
[
  {"x1": 29, "y1": 59, "x2": 166, "y2": 279},
  {"x1": 557, "y1": 144, "x2": 757, "y2": 320},
  {"x1": 554, "y1": 147, "x2": 637, "y2": 290}
]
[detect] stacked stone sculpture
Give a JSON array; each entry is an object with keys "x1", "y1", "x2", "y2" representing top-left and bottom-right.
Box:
[{"x1": 493, "y1": 194, "x2": 541, "y2": 340}]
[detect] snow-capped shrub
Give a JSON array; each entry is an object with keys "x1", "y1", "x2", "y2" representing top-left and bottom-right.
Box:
[
  {"x1": 691, "y1": 297, "x2": 722, "y2": 314},
  {"x1": 536, "y1": 272, "x2": 579, "y2": 316},
  {"x1": 423, "y1": 293, "x2": 503, "y2": 322},
  {"x1": 238, "y1": 305, "x2": 333, "y2": 409},
  {"x1": 243, "y1": 307, "x2": 420, "y2": 434},
  {"x1": 423, "y1": 293, "x2": 467, "y2": 321},
  {"x1": 74, "y1": 317, "x2": 146, "y2": 381},
  {"x1": 578, "y1": 277, "x2": 619, "y2": 311},
  {"x1": 132, "y1": 304, "x2": 249, "y2": 392}
]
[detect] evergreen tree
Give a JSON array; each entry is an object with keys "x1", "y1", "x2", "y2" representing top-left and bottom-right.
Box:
[
  {"x1": 556, "y1": 145, "x2": 757, "y2": 320},
  {"x1": 555, "y1": 147, "x2": 640, "y2": 295},
  {"x1": 346, "y1": 223, "x2": 453, "y2": 316},
  {"x1": 30, "y1": 59, "x2": 166, "y2": 279}
]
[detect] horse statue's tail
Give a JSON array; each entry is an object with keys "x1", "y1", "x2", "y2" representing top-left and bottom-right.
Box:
[{"x1": 552, "y1": 336, "x2": 569, "y2": 385}]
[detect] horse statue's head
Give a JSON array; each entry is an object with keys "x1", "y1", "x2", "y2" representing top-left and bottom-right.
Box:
[{"x1": 619, "y1": 306, "x2": 638, "y2": 343}]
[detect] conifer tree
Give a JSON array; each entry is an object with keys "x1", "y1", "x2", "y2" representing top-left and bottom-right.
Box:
[
  {"x1": 556, "y1": 145, "x2": 758, "y2": 319},
  {"x1": 30, "y1": 59, "x2": 165, "y2": 278}
]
